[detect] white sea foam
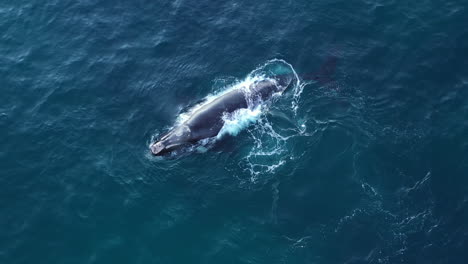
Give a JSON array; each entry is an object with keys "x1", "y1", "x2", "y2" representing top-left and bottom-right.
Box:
[{"x1": 217, "y1": 105, "x2": 263, "y2": 139}]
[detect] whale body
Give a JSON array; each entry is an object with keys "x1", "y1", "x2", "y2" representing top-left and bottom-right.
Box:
[{"x1": 150, "y1": 74, "x2": 293, "y2": 156}]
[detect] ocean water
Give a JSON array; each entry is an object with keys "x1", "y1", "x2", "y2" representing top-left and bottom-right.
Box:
[{"x1": 1, "y1": 0, "x2": 468, "y2": 263}]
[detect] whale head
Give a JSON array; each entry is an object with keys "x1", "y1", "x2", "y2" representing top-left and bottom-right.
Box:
[
  {"x1": 150, "y1": 141, "x2": 166, "y2": 155},
  {"x1": 150, "y1": 125, "x2": 192, "y2": 156}
]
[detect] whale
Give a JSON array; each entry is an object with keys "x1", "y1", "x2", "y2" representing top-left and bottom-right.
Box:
[{"x1": 150, "y1": 74, "x2": 294, "y2": 156}]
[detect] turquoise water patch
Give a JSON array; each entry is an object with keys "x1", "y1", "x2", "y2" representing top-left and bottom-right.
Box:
[{"x1": 1, "y1": 1, "x2": 468, "y2": 264}]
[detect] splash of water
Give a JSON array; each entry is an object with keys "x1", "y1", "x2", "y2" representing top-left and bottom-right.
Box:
[
  {"x1": 235, "y1": 59, "x2": 307, "y2": 180},
  {"x1": 217, "y1": 106, "x2": 263, "y2": 139}
]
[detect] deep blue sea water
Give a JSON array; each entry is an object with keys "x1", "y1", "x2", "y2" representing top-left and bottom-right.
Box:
[{"x1": 2, "y1": 0, "x2": 468, "y2": 263}]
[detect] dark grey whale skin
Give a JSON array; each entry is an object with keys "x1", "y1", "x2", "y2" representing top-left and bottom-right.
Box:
[{"x1": 150, "y1": 75, "x2": 293, "y2": 156}]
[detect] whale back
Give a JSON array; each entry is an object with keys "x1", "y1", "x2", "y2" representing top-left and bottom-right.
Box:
[
  {"x1": 186, "y1": 89, "x2": 248, "y2": 140},
  {"x1": 252, "y1": 76, "x2": 293, "y2": 100}
]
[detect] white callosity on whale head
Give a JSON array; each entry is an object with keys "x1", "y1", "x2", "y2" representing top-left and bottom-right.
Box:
[{"x1": 150, "y1": 141, "x2": 165, "y2": 155}]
